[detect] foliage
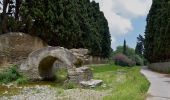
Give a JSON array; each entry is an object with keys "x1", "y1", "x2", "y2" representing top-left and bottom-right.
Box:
[
  {"x1": 55, "y1": 68, "x2": 68, "y2": 83},
  {"x1": 92, "y1": 64, "x2": 150, "y2": 100},
  {"x1": 15, "y1": 76, "x2": 28, "y2": 85},
  {"x1": 0, "y1": 0, "x2": 17, "y2": 33},
  {"x1": 0, "y1": 65, "x2": 21, "y2": 84},
  {"x1": 123, "y1": 39, "x2": 127, "y2": 55},
  {"x1": 74, "y1": 58, "x2": 83, "y2": 68},
  {"x1": 135, "y1": 34, "x2": 144, "y2": 57},
  {"x1": 145, "y1": 0, "x2": 170, "y2": 63},
  {"x1": 113, "y1": 53, "x2": 135, "y2": 67},
  {"x1": 0, "y1": 65, "x2": 28, "y2": 84},
  {"x1": 113, "y1": 46, "x2": 144, "y2": 66},
  {"x1": 113, "y1": 46, "x2": 136, "y2": 59},
  {"x1": 0, "y1": 0, "x2": 111, "y2": 58},
  {"x1": 63, "y1": 82, "x2": 77, "y2": 89},
  {"x1": 134, "y1": 55, "x2": 144, "y2": 66}
]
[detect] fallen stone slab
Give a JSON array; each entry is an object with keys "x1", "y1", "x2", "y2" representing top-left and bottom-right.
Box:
[{"x1": 80, "y1": 79, "x2": 103, "y2": 88}]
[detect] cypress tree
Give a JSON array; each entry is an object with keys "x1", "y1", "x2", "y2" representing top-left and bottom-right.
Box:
[
  {"x1": 145, "y1": 0, "x2": 170, "y2": 62},
  {"x1": 123, "y1": 39, "x2": 127, "y2": 55},
  {"x1": 8, "y1": 0, "x2": 112, "y2": 58},
  {"x1": 135, "y1": 34, "x2": 144, "y2": 56}
]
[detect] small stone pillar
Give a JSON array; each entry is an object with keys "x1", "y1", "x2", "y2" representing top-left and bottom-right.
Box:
[{"x1": 76, "y1": 66, "x2": 93, "y2": 82}]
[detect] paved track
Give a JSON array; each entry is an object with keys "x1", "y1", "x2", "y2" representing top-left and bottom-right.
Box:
[{"x1": 141, "y1": 67, "x2": 170, "y2": 100}]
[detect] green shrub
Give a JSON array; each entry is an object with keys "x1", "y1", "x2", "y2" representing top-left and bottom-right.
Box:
[
  {"x1": 0, "y1": 65, "x2": 21, "y2": 84},
  {"x1": 143, "y1": 58, "x2": 149, "y2": 65},
  {"x1": 63, "y1": 82, "x2": 77, "y2": 89},
  {"x1": 113, "y1": 54, "x2": 135, "y2": 67},
  {"x1": 134, "y1": 55, "x2": 144, "y2": 66},
  {"x1": 15, "y1": 76, "x2": 28, "y2": 85},
  {"x1": 55, "y1": 68, "x2": 68, "y2": 83}
]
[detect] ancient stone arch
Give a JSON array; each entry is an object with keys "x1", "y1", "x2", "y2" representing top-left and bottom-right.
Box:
[{"x1": 20, "y1": 47, "x2": 78, "y2": 82}]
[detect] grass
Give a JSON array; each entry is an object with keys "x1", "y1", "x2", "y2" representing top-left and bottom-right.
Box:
[
  {"x1": 0, "y1": 64, "x2": 149, "y2": 99},
  {"x1": 63, "y1": 82, "x2": 77, "y2": 89},
  {"x1": 55, "y1": 68, "x2": 68, "y2": 83},
  {"x1": 91, "y1": 64, "x2": 120, "y2": 73},
  {"x1": 15, "y1": 76, "x2": 28, "y2": 85},
  {"x1": 55, "y1": 68, "x2": 79, "y2": 89},
  {"x1": 91, "y1": 64, "x2": 150, "y2": 100}
]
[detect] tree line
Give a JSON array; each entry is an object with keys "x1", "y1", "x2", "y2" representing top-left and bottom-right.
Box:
[
  {"x1": 112, "y1": 37, "x2": 146, "y2": 67},
  {"x1": 145, "y1": 0, "x2": 170, "y2": 63},
  {"x1": 0, "y1": 0, "x2": 111, "y2": 58}
]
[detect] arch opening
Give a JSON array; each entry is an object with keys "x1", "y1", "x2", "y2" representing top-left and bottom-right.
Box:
[
  {"x1": 38, "y1": 56, "x2": 57, "y2": 81},
  {"x1": 38, "y1": 56, "x2": 69, "y2": 82}
]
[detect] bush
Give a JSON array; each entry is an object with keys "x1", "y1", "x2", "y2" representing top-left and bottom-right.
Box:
[
  {"x1": 55, "y1": 68, "x2": 68, "y2": 83},
  {"x1": 74, "y1": 58, "x2": 83, "y2": 68},
  {"x1": 15, "y1": 76, "x2": 28, "y2": 85},
  {"x1": 113, "y1": 54, "x2": 135, "y2": 67},
  {"x1": 134, "y1": 55, "x2": 144, "y2": 66},
  {"x1": 63, "y1": 82, "x2": 77, "y2": 89},
  {"x1": 0, "y1": 65, "x2": 21, "y2": 84},
  {"x1": 143, "y1": 58, "x2": 149, "y2": 65}
]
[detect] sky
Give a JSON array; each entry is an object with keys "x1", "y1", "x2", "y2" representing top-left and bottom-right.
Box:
[
  {"x1": 93, "y1": 0, "x2": 152, "y2": 50},
  {"x1": 0, "y1": 0, "x2": 2, "y2": 13}
]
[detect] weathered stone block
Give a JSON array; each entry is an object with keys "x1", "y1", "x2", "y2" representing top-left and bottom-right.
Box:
[{"x1": 76, "y1": 66, "x2": 93, "y2": 82}]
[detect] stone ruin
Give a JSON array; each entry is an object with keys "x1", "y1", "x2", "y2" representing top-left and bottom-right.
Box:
[
  {"x1": 0, "y1": 32, "x2": 102, "y2": 87},
  {"x1": 20, "y1": 47, "x2": 78, "y2": 82},
  {"x1": 19, "y1": 46, "x2": 102, "y2": 87},
  {"x1": 0, "y1": 32, "x2": 48, "y2": 69}
]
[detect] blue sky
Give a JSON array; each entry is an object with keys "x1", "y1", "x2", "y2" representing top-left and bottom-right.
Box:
[
  {"x1": 93, "y1": 0, "x2": 152, "y2": 50},
  {"x1": 116, "y1": 16, "x2": 147, "y2": 49}
]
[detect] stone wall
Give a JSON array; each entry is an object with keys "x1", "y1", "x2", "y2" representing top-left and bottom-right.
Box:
[
  {"x1": 148, "y1": 62, "x2": 170, "y2": 73},
  {"x1": 0, "y1": 32, "x2": 48, "y2": 68},
  {"x1": 84, "y1": 56, "x2": 108, "y2": 65},
  {"x1": 70, "y1": 49, "x2": 108, "y2": 65}
]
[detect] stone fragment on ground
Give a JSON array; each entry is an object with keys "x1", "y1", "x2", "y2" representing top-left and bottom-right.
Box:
[{"x1": 80, "y1": 79, "x2": 103, "y2": 88}]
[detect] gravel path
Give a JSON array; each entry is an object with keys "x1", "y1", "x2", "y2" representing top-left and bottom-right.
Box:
[
  {"x1": 0, "y1": 85, "x2": 107, "y2": 100},
  {"x1": 141, "y1": 67, "x2": 170, "y2": 100}
]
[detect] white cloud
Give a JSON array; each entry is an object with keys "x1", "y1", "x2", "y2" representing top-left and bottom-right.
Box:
[
  {"x1": 93, "y1": 0, "x2": 152, "y2": 49},
  {"x1": 113, "y1": 0, "x2": 152, "y2": 18}
]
